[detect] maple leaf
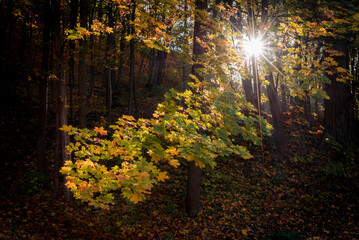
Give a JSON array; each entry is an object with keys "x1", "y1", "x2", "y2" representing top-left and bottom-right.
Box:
[
  {"x1": 94, "y1": 127, "x2": 107, "y2": 136},
  {"x1": 166, "y1": 147, "x2": 179, "y2": 156},
  {"x1": 60, "y1": 125, "x2": 73, "y2": 132},
  {"x1": 157, "y1": 171, "x2": 169, "y2": 182},
  {"x1": 169, "y1": 159, "x2": 180, "y2": 168},
  {"x1": 130, "y1": 193, "x2": 141, "y2": 204}
]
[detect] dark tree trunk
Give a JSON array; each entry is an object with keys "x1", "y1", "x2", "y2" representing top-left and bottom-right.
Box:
[
  {"x1": 280, "y1": 84, "x2": 287, "y2": 112},
  {"x1": 153, "y1": 50, "x2": 168, "y2": 87},
  {"x1": 186, "y1": 161, "x2": 202, "y2": 217},
  {"x1": 53, "y1": 0, "x2": 72, "y2": 201},
  {"x1": 128, "y1": 0, "x2": 137, "y2": 117},
  {"x1": 68, "y1": 0, "x2": 78, "y2": 124},
  {"x1": 261, "y1": 0, "x2": 268, "y2": 26},
  {"x1": 36, "y1": 0, "x2": 51, "y2": 173},
  {"x1": 78, "y1": 0, "x2": 88, "y2": 128},
  {"x1": 185, "y1": 0, "x2": 207, "y2": 218},
  {"x1": 252, "y1": 57, "x2": 261, "y2": 111},
  {"x1": 106, "y1": 5, "x2": 115, "y2": 124},
  {"x1": 324, "y1": 38, "x2": 354, "y2": 145},
  {"x1": 117, "y1": 22, "x2": 126, "y2": 87},
  {"x1": 266, "y1": 72, "x2": 287, "y2": 155},
  {"x1": 146, "y1": 48, "x2": 156, "y2": 89},
  {"x1": 302, "y1": 93, "x2": 312, "y2": 128},
  {"x1": 87, "y1": 4, "x2": 95, "y2": 101},
  {"x1": 243, "y1": 77, "x2": 254, "y2": 104}
]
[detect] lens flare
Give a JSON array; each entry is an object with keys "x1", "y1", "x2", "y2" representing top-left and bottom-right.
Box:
[{"x1": 243, "y1": 38, "x2": 264, "y2": 57}]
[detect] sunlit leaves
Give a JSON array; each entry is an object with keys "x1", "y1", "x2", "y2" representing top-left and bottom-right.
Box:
[{"x1": 60, "y1": 80, "x2": 270, "y2": 208}]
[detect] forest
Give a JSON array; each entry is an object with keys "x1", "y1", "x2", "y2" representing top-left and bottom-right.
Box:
[{"x1": 0, "y1": 0, "x2": 358, "y2": 239}]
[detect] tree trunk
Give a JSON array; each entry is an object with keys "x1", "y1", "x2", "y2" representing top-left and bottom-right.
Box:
[
  {"x1": 243, "y1": 77, "x2": 254, "y2": 104},
  {"x1": 153, "y1": 50, "x2": 168, "y2": 87},
  {"x1": 128, "y1": 0, "x2": 137, "y2": 117},
  {"x1": 106, "y1": 5, "x2": 115, "y2": 124},
  {"x1": 186, "y1": 161, "x2": 202, "y2": 217},
  {"x1": 324, "y1": 38, "x2": 354, "y2": 145},
  {"x1": 185, "y1": 0, "x2": 207, "y2": 218},
  {"x1": 53, "y1": 0, "x2": 72, "y2": 201},
  {"x1": 87, "y1": 5, "x2": 95, "y2": 102},
  {"x1": 146, "y1": 48, "x2": 156, "y2": 89},
  {"x1": 78, "y1": 0, "x2": 88, "y2": 128},
  {"x1": 36, "y1": 0, "x2": 51, "y2": 173},
  {"x1": 266, "y1": 72, "x2": 287, "y2": 155},
  {"x1": 280, "y1": 84, "x2": 287, "y2": 112},
  {"x1": 69, "y1": 0, "x2": 78, "y2": 124}
]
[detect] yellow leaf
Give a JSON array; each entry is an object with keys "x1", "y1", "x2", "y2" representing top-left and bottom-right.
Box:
[
  {"x1": 130, "y1": 193, "x2": 141, "y2": 204},
  {"x1": 94, "y1": 127, "x2": 107, "y2": 136},
  {"x1": 151, "y1": 154, "x2": 162, "y2": 163},
  {"x1": 123, "y1": 115, "x2": 135, "y2": 121},
  {"x1": 60, "y1": 125, "x2": 73, "y2": 132},
  {"x1": 157, "y1": 171, "x2": 169, "y2": 182},
  {"x1": 337, "y1": 67, "x2": 347, "y2": 73},
  {"x1": 217, "y1": 5, "x2": 225, "y2": 10},
  {"x1": 169, "y1": 159, "x2": 180, "y2": 168},
  {"x1": 166, "y1": 147, "x2": 179, "y2": 156},
  {"x1": 61, "y1": 166, "x2": 72, "y2": 172},
  {"x1": 194, "y1": 160, "x2": 205, "y2": 168},
  {"x1": 241, "y1": 229, "x2": 248, "y2": 236}
]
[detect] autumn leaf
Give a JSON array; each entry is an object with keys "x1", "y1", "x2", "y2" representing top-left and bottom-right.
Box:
[
  {"x1": 157, "y1": 171, "x2": 169, "y2": 182},
  {"x1": 166, "y1": 147, "x2": 179, "y2": 156},
  {"x1": 94, "y1": 127, "x2": 107, "y2": 136},
  {"x1": 169, "y1": 159, "x2": 180, "y2": 168},
  {"x1": 130, "y1": 193, "x2": 141, "y2": 204},
  {"x1": 60, "y1": 125, "x2": 73, "y2": 132}
]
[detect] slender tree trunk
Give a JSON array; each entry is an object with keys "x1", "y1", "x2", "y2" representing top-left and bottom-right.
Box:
[
  {"x1": 117, "y1": 22, "x2": 126, "y2": 87},
  {"x1": 128, "y1": 0, "x2": 137, "y2": 116},
  {"x1": 153, "y1": 50, "x2": 168, "y2": 87},
  {"x1": 146, "y1": 48, "x2": 156, "y2": 89},
  {"x1": 266, "y1": 72, "x2": 287, "y2": 155},
  {"x1": 185, "y1": 0, "x2": 207, "y2": 218},
  {"x1": 243, "y1": 77, "x2": 254, "y2": 104},
  {"x1": 280, "y1": 84, "x2": 287, "y2": 112},
  {"x1": 78, "y1": 0, "x2": 88, "y2": 128},
  {"x1": 303, "y1": 93, "x2": 312, "y2": 128},
  {"x1": 53, "y1": 0, "x2": 71, "y2": 200},
  {"x1": 87, "y1": 5, "x2": 95, "y2": 101},
  {"x1": 52, "y1": 110, "x2": 60, "y2": 198},
  {"x1": 36, "y1": 0, "x2": 51, "y2": 173},
  {"x1": 252, "y1": 57, "x2": 261, "y2": 111},
  {"x1": 69, "y1": 0, "x2": 78, "y2": 124},
  {"x1": 324, "y1": 38, "x2": 354, "y2": 145},
  {"x1": 106, "y1": 5, "x2": 115, "y2": 124}
]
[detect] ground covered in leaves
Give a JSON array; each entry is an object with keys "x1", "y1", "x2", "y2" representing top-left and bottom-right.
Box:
[{"x1": 1, "y1": 98, "x2": 358, "y2": 239}]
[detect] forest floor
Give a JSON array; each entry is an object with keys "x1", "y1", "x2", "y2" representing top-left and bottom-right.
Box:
[{"x1": 1, "y1": 92, "x2": 359, "y2": 240}]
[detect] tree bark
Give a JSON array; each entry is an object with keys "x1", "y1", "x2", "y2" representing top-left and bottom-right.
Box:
[
  {"x1": 128, "y1": 0, "x2": 137, "y2": 117},
  {"x1": 106, "y1": 5, "x2": 115, "y2": 124},
  {"x1": 53, "y1": 0, "x2": 72, "y2": 200},
  {"x1": 185, "y1": 0, "x2": 207, "y2": 218},
  {"x1": 266, "y1": 72, "x2": 287, "y2": 155},
  {"x1": 78, "y1": 0, "x2": 88, "y2": 128},
  {"x1": 153, "y1": 50, "x2": 168, "y2": 87},
  {"x1": 36, "y1": 0, "x2": 51, "y2": 173},
  {"x1": 280, "y1": 84, "x2": 287, "y2": 112},
  {"x1": 146, "y1": 48, "x2": 156, "y2": 89},
  {"x1": 186, "y1": 161, "x2": 202, "y2": 217},
  {"x1": 69, "y1": 0, "x2": 78, "y2": 124},
  {"x1": 324, "y1": 38, "x2": 354, "y2": 145}
]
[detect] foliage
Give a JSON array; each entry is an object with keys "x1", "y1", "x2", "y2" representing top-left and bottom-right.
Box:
[{"x1": 60, "y1": 80, "x2": 271, "y2": 209}]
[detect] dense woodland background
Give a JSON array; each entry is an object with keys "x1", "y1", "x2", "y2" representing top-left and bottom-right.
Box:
[{"x1": 0, "y1": 0, "x2": 359, "y2": 239}]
